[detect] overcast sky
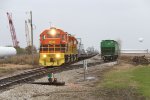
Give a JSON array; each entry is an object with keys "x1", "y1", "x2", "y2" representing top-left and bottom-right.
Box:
[{"x1": 0, "y1": 0, "x2": 150, "y2": 50}]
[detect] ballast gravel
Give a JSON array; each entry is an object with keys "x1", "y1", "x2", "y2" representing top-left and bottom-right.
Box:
[{"x1": 0, "y1": 55, "x2": 117, "y2": 100}]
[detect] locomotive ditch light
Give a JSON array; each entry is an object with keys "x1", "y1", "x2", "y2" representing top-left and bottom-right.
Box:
[
  {"x1": 49, "y1": 29, "x2": 56, "y2": 36},
  {"x1": 43, "y1": 54, "x2": 47, "y2": 58},
  {"x1": 56, "y1": 54, "x2": 60, "y2": 59}
]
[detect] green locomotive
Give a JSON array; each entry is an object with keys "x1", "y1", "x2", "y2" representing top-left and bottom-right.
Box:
[{"x1": 100, "y1": 40, "x2": 120, "y2": 62}]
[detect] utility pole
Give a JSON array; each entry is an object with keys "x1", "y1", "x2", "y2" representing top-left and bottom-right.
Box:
[
  {"x1": 83, "y1": 60, "x2": 87, "y2": 80},
  {"x1": 30, "y1": 11, "x2": 34, "y2": 64}
]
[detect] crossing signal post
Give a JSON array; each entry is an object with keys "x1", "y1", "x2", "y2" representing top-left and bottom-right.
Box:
[{"x1": 83, "y1": 60, "x2": 88, "y2": 80}]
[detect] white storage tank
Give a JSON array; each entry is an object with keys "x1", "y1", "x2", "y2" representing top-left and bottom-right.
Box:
[{"x1": 0, "y1": 46, "x2": 16, "y2": 57}]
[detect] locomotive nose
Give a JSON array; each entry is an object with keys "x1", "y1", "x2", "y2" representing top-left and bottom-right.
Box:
[{"x1": 49, "y1": 39, "x2": 61, "y2": 44}]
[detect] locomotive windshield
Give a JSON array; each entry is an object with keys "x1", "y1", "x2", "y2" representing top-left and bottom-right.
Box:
[{"x1": 47, "y1": 33, "x2": 60, "y2": 38}]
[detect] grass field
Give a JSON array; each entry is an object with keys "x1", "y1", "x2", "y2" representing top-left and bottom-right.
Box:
[
  {"x1": 0, "y1": 54, "x2": 39, "y2": 65},
  {"x1": 100, "y1": 64, "x2": 150, "y2": 98}
]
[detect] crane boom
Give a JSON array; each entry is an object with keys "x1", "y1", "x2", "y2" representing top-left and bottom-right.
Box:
[{"x1": 7, "y1": 12, "x2": 19, "y2": 47}]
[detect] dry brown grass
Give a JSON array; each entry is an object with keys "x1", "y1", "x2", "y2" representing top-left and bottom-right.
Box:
[
  {"x1": 0, "y1": 64, "x2": 35, "y2": 77},
  {"x1": 119, "y1": 55, "x2": 133, "y2": 63},
  {"x1": 0, "y1": 54, "x2": 39, "y2": 65}
]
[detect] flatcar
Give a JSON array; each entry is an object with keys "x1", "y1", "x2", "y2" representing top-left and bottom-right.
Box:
[
  {"x1": 39, "y1": 27, "x2": 78, "y2": 66},
  {"x1": 100, "y1": 40, "x2": 120, "y2": 62}
]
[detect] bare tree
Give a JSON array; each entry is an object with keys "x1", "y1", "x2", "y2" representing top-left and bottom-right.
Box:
[
  {"x1": 86, "y1": 46, "x2": 99, "y2": 55},
  {"x1": 116, "y1": 39, "x2": 122, "y2": 55}
]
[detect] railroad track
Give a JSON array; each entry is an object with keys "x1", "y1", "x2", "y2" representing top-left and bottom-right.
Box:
[{"x1": 0, "y1": 55, "x2": 100, "y2": 92}]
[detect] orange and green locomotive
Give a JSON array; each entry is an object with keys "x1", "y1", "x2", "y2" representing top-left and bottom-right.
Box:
[{"x1": 39, "y1": 27, "x2": 78, "y2": 66}]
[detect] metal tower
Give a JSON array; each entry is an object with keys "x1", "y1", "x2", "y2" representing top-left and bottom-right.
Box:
[
  {"x1": 7, "y1": 12, "x2": 19, "y2": 47},
  {"x1": 25, "y1": 20, "x2": 31, "y2": 46}
]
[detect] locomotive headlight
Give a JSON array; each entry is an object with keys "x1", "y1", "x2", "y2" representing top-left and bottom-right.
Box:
[
  {"x1": 43, "y1": 54, "x2": 47, "y2": 58},
  {"x1": 56, "y1": 54, "x2": 60, "y2": 58},
  {"x1": 49, "y1": 29, "x2": 56, "y2": 36}
]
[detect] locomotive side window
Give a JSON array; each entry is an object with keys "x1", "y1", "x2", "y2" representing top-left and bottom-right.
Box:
[
  {"x1": 70, "y1": 40, "x2": 73, "y2": 45},
  {"x1": 74, "y1": 40, "x2": 77, "y2": 44},
  {"x1": 42, "y1": 35, "x2": 46, "y2": 40},
  {"x1": 62, "y1": 35, "x2": 65, "y2": 40}
]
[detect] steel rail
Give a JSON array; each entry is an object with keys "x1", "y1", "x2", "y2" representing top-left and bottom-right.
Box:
[{"x1": 0, "y1": 54, "x2": 98, "y2": 92}]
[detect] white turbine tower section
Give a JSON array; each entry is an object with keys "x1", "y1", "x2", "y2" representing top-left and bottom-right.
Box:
[
  {"x1": 0, "y1": 47, "x2": 16, "y2": 57},
  {"x1": 138, "y1": 37, "x2": 144, "y2": 43}
]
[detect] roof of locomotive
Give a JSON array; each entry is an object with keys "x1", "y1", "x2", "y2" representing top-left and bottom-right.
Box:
[
  {"x1": 40, "y1": 27, "x2": 67, "y2": 36},
  {"x1": 101, "y1": 40, "x2": 117, "y2": 42},
  {"x1": 40, "y1": 27, "x2": 77, "y2": 40},
  {"x1": 101, "y1": 40, "x2": 118, "y2": 47}
]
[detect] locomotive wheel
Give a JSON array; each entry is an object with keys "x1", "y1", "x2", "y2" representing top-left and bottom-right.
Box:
[
  {"x1": 75, "y1": 55, "x2": 78, "y2": 61},
  {"x1": 73, "y1": 55, "x2": 75, "y2": 61},
  {"x1": 70, "y1": 55, "x2": 73, "y2": 62},
  {"x1": 102, "y1": 57, "x2": 105, "y2": 61},
  {"x1": 65, "y1": 55, "x2": 68, "y2": 63}
]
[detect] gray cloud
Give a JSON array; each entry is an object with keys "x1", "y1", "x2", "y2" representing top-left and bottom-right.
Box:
[{"x1": 0, "y1": 0, "x2": 150, "y2": 50}]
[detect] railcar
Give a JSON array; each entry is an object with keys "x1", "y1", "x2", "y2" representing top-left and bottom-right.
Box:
[
  {"x1": 100, "y1": 40, "x2": 120, "y2": 62},
  {"x1": 39, "y1": 27, "x2": 78, "y2": 66}
]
